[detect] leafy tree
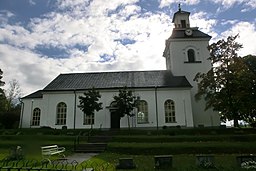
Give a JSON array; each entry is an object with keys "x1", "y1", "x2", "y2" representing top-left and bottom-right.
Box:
[
  {"x1": 236, "y1": 55, "x2": 256, "y2": 127},
  {"x1": 113, "y1": 87, "x2": 137, "y2": 129},
  {"x1": 194, "y1": 35, "x2": 243, "y2": 127},
  {"x1": 78, "y1": 87, "x2": 103, "y2": 128}
]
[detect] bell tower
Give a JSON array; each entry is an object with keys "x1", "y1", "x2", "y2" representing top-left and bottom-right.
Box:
[{"x1": 163, "y1": 5, "x2": 220, "y2": 127}]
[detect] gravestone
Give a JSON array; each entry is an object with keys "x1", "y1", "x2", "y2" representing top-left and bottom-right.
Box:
[
  {"x1": 116, "y1": 158, "x2": 136, "y2": 169},
  {"x1": 237, "y1": 155, "x2": 256, "y2": 167},
  {"x1": 154, "y1": 155, "x2": 173, "y2": 169},
  {"x1": 196, "y1": 155, "x2": 215, "y2": 168}
]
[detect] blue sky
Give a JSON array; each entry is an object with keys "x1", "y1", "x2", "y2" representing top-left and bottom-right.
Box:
[{"x1": 0, "y1": 0, "x2": 255, "y2": 95}]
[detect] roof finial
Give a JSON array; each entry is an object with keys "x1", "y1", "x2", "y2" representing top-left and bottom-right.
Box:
[{"x1": 178, "y1": 3, "x2": 181, "y2": 11}]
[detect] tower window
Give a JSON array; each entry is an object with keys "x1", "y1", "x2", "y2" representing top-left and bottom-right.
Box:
[
  {"x1": 181, "y1": 20, "x2": 186, "y2": 28},
  {"x1": 187, "y1": 49, "x2": 195, "y2": 62}
]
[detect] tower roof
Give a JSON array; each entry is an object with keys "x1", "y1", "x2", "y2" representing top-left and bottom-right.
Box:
[
  {"x1": 172, "y1": 10, "x2": 190, "y2": 23},
  {"x1": 171, "y1": 29, "x2": 211, "y2": 39}
]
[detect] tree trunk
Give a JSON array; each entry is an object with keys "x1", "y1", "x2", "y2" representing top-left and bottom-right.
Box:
[
  {"x1": 233, "y1": 118, "x2": 239, "y2": 127},
  {"x1": 127, "y1": 115, "x2": 130, "y2": 134}
]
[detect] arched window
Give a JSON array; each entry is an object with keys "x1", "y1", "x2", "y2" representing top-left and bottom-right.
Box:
[
  {"x1": 164, "y1": 100, "x2": 176, "y2": 123},
  {"x1": 32, "y1": 108, "x2": 40, "y2": 126},
  {"x1": 84, "y1": 114, "x2": 94, "y2": 125},
  {"x1": 187, "y1": 49, "x2": 195, "y2": 62},
  {"x1": 56, "y1": 102, "x2": 67, "y2": 125},
  {"x1": 137, "y1": 100, "x2": 148, "y2": 124}
]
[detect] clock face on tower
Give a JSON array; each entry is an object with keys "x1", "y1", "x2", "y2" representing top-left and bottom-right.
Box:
[{"x1": 185, "y1": 29, "x2": 193, "y2": 36}]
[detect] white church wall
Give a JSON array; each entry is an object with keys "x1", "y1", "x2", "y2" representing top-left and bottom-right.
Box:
[
  {"x1": 157, "y1": 88, "x2": 193, "y2": 127},
  {"x1": 42, "y1": 92, "x2": 75, "y2": 129},
  {"x1": 20, "y1": 87, "x2": 194, "y2": 129},
  {"x1": 167, "y1": 38, "x2": 220, "y2": 127},
  {"x1": 20, "y1": 98, "x2": 44, "y2": 128}
]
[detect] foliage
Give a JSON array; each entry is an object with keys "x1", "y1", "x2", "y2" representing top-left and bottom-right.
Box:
[
  {"x1": 194, "y1": 35, "x2": 245, "y2": 127},
  {"x1": 113, "y1": 87, "x2": 137, "y2": 118},
  {"x1": 238, "y1": 55, "x2": 256, "y2": 127},
  {"x1": 78, "y1": 87, "x2": 102, "y2": 127},
  {"x1": 0, "y1": 71, "x2": 21, "y2": 129},
  {"x1": 5, "y1": 146, "x2": 24, "y2": 161},
  {"x1": 5, "y1": 79, "x2": 22, "y2": 111},
  {"x1": 0, "y1": 69, "x2": 7, "y2": 114},
  {"x1": 0, "y1": 110, "x2": 20, "y2": 129}
]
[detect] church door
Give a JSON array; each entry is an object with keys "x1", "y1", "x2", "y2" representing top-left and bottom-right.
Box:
[{"x1": 111, "y1": 111, "x2": 120, "y2": 129}]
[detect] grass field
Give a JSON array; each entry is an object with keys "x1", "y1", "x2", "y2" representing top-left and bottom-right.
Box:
[
  {"x1": 82, "y1": 153, "x2": 248, "y2": 171},
  {"x1": 0, "y1": 128, "x2": 256, "y2": 170}
]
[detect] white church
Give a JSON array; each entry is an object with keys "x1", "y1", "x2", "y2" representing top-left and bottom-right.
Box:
[{"x1": 20, "y1": 8, "x2": 220, "y2": 129}]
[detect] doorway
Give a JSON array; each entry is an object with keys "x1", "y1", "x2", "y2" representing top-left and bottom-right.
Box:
[{"x1": 111, "y1": 111, "x2": 120, "y2": 129}]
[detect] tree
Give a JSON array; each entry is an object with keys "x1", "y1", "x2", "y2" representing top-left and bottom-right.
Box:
[
  {"x1": 0, "y1": 69, "x2": 7, "y2": 121},
  {"x1": 0, "y1": 71, "x2": 22, "y2": 129},
  {"x1": 194, "y1": 35, "x2": 243, "y2": 127},
  {"x1": 78, "y1": 87, "x2": 103, "y2": 128},
  {"x1": 113, "y1": 87, "x2": 137, "y2": 129},
  {"x1": 236, "y1": 55, "x2": 256, "y2": 127},
  {"x1": 5, "y1": 79, "x2": 22, "y2": 111}
]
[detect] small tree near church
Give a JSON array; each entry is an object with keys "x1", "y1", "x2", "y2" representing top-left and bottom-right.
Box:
[
  {"x1": 78, "y1": 87, "x2": 102, "y2": 129},
  {"x1": 113, "y1": 87, "x2": 137, "y2": 129}
]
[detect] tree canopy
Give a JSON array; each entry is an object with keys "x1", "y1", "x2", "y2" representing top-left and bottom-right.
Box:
[
  {"x1": 78, "y1": 87, "x2": 103, "y2": 116},
  {"x1": 194, "y1": 35, "x2": 256, "y2": 127},
  {"x1": 113, "y1": 87, "x2": 137, "y2": 119}
]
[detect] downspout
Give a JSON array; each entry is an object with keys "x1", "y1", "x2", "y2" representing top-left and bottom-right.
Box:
[
  {"x1": 183, "y1": 99, "x2": 187, "y2": 127},
  {"x1": 155, "y1": 86, "x2": 159, "y2": 132},
  {"x1": 30, "y1": 99, "x2": 34, "y2": 128},
  {"x1": 18, "y1": 98, "x2": 24, "y2": 129},
  {"x1": 73, "y1": 90, "x2": 77, "y2": 130}
]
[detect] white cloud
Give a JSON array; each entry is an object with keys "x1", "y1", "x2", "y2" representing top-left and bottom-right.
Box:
[
  {"x1": 210, "y1": 0, "x2": 256, "y2": 10},
  {"x1": 159, "y1": 0, "x2": 200, "y2": 8},
  {"x1": 0, "y1": 10, "x2": 15, "y2": 25},
  {"x1": 0, "y1": 0, "x2": 171, "y2": 95},
  {"x1": 29, "y1": 0, "x2": 36, "y2": 6},
  {"x1": 0, "y1": 0, "x2": 255, "y2": 96},
  {"x1": 220, "y1": 21, "x2": 256, "y2": 56},
  {"x1": 190, "y1": 12, "x2": 217, "y2": 38}
]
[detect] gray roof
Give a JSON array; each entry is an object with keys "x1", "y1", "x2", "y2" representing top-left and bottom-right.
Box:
[
  {"x1": 43, "y1": 70, "x2": 191, "y2": 91},
  {"x1": 22, "y1": 90, "x2": 43, "y2": 99},
  {"x1": 171, "y1": 29, "x2": 211, "y2": 39}
]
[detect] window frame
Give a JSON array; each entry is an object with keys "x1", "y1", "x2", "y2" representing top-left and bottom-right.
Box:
[
  {"x1": 184, "y1": 48, "x2": 202, "y2": 63},
  {"x1": 31, "y1": 108, "x2": 41, "y2": 126},
  {"x1": 137, "y1": 100, "x2": 149, "y2": 124},
  {"x1": 164, "y1": 99, "x2": 176, "y2": 123},
  {"x1": 56, "y1": 102, "x2": 67, "y2": 125},
  {"x1": 84, "y1": 114, "x2": 95, "y2": 125}
]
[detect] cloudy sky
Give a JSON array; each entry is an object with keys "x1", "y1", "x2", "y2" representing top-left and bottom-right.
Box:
[{"x1": 0, "y1": 0, "x2": 255, "y2": 96}]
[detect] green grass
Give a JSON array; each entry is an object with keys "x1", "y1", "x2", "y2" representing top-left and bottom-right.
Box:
[
  {"x1": 1, "y1": 128, "x2": 256, "y2": 170},
  {"x1": 107, "y1": 141, "x2": 256, "y2": 154},
  {"x1": 81, "y1": 152, "x2": 246, "y2": 171}
]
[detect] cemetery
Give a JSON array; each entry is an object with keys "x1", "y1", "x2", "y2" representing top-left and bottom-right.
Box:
[{"x1": 0, "y1": 128, "x2": 256, "y2": 170}]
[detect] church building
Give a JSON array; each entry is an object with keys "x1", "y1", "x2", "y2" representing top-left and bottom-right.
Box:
[{"x1": 20, "y1": 8, "x2": 220, "y2": 129}]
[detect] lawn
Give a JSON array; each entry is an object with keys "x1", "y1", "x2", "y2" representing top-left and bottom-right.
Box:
[
  {"x1": 81, "y1": 152, "x2": 246, "y2": 171},
  {"x1": 0, "y1": 128, "x2": 256, "y2": 171}
]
